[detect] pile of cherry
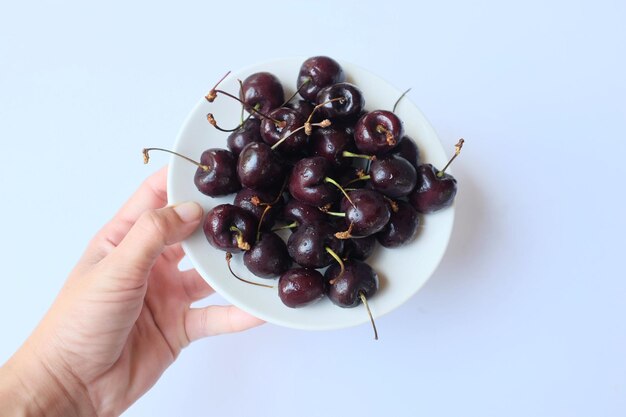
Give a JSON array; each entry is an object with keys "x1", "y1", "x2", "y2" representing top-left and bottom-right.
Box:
[{"x1": 145, "y1": 56, "x2": 462, "y2": 339}]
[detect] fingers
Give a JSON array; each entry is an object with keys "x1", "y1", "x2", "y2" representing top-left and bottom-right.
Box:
[
  {"x1": 184, "y1": 305, "x2": 265, "y2": 342},
  {"x1": 114, "y1": 166, "x2": 169, "y2": 230},
  {"x1": 180, "y1": 269, "x2": 214, "y2": 301},
  {"x1": 103, "y1": 202, "x2": 203, "y2": 289}
]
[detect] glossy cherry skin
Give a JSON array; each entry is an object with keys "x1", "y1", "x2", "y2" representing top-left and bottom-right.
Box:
[
  {"x1": 310, "y1": 125, "x2": 356, "y2": 167},
  {"x1": 281, "y1": 199, "x2": 328, "y2": 228},
  {"x1": 243, "y1": 232, "x2": 291, "y2": 278},
  {"x1": 324, "y1": 259, "x2": 378, "y2": 308},
  {"x1": 341, "y1": 189, "x2": 391, "y2": 237},
  {"x1": 377, "y1": 200, "x2": 419, "y2": 247},
  {"x1": 240, "y1": 72, "x2": 284, "y2": 116},
  {"x1": 287, "y1": 222, "x2": 344, "y2": 269},
  {"x1": 260, "y1": 107, "x2": 307, "y2": 155},
  {"x1": 343, "y1": 235, "x2": 377, "y2": 261},
  {"x1": 297, "y1": 56, "x2": 345, "y2": 102},
  {"x1": 392, "y1": 135, "x2": 420, "y2": 168},
  {"x1": 316, "y1": 82, "x2": 364, "y2": 120},
  {"x1": 278, "y1": 268, "x2": 325, "y2": 308},
  {"x1": 234, "y1": 187, "x2": 284, "y2": 229},
  {"x1": 227, "y1": 118, "x2": 263, "y2": 156},
  {"x1": 286, "y1": 99, "x2": 318, "y2": 122},
  {"x1": 203, "y1": 204, "x2": 258, "y2": 253},
  {"x1": 369, "y1": 154, "x2": 417, "y2": 198},
  {"x1": 194, "y1": 148, "x2": 241, "y2": 197},
  {"x1": 409, "y1": 164, "x2": 457, "y2": 213},
  {"x1": 237, "y1": 142, "x2": 284, "y2": 190},
  {"x1": 288, "y1": 156, "x2": 338, "y2": 207},
  {"x1": 354, "y1": 110, "x2": 404, "y2": 155}
]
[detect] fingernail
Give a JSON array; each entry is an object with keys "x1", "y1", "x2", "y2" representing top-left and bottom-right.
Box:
[{"x1": 173, "y1": 201, "x2": 203, "y2": 222}]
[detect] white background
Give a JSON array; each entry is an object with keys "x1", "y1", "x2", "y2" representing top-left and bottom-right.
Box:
[{"x1": 1, "y1": 1, "x2": 625, "y2": 416}]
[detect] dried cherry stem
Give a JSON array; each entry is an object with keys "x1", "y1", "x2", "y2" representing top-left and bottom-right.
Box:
[
  {"x1": 271, "y1": 221, "x2": 298, "y2": 232},
  {"x1": 392, "y1": 87, "x2": 412, "y2": 113},
  {"x1": 142, "y1": 148, "x2": 210, "y2": 171},
  {"x1": 270, "y1": 119, "x2": 331, "y2": 151},
  {"x1": 205, "y1": 71, "x2": 231, "y2": 102},
  {"x1": 325, "y1": 247, "x2": 345, "y2": 284},
  {"x1": 334, "y1": 222, "x2": 354, "y2": 240},
  {"x1": 359, "y1": 291, "x2": 378, "y2": 340},
  {"x1": 323, "y1": 177, "x2": 355, "y2": 208},
  {"x1": 229, "y1": 226, "x2": 251, "y2": 251},
  {"x1": 282, "y1": 78, "x2": 311, "y2": 106},
  {"x1": 438, "y1": 139, "x2": 465, "y2": 177},
  {"x1": 376, "y1": 124, "x2": 397, "y2": 146},
  {"x1": 225, "y1": 252, "x2": 274, "y2": 289},
  {"x1": 211, "y1": 88, "x2": 285, "y2": 126},
  {"x1": 342, "y1": 150, "x2": 376, "y2": 161},
  {"x1": 383, "y1": 196, "x2": 399, "y2": 213},
  {"x1": 256, "y1": 205, "x2": 272, "y2": 241}
]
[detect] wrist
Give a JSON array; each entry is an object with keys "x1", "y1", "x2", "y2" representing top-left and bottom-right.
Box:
[{"x1": 0, "y1": 347, "x2": 96, "y2": 417}]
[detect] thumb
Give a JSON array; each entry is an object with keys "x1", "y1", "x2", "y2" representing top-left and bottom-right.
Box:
[{"x1": 106, "y1": 201, "x2": 203, "y2": 285}]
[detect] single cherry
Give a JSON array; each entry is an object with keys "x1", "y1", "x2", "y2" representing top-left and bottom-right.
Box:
[
  {"x1": 280, "y1": 199, "x2": 329, "y2": 230},
  {"x1": 243, "y1": 232, "x2": 291, "y2": 278},
  {"x1": 354, "y1": 110, "x2": 404, "y2": 155},
  {"x1": 325, "y1": 259, "x2": 379, "y2": 340},
  {"x1": 297, "y1": 56, "x2": 345, "y2": 102},
  {"x1": 142, "y1": 147, "x2": 240, "y2": 197},
  {"x1": 392, "y1": 135, "x2": 420, "y2": 168},
  {"x1": 377, "y1": 200, "x2": 419, "y2": 247},
  {"x1": 369, "y1": 154, "x2": 417, "y2": 198},
  {"x1": 310, "y1": 125, "x2": 356, "y2": 167},
  {"x1": 409, "y1": 139, "x2": 463, "y2": 213},
  {"x1": 287, "y1": 222, "x2": 344, "y2": 269},
  {"x1": 204, "y1": 204, "x2": 258, "y2": 252},
  {"x1": 315, "y1": 82, "x2": 364, "y2": 120},
  {"x1": 237, "y1": 142, "x2": 285, "y2": 190},
  {"x1": 288, "y1": 156, "x2": 339, "y2": 207},
  {"x1": 227, "y1": 118, "x2": 263, "y2": 156},
  {"x1": 339, "y1": 189, "x2": 391, "y2": 237},
  {"x1": 342, "y1": 235, "x2": 377, "y2": 261},
  {"x1": 260, "y1": 107, "x2": 307, "y2": 155},
  {"x1": 240, "y1": 72, "x2": 285, "y2": 116},
  {"x1": 278, "y1": 268, "x2": 325, "y2": 308}
]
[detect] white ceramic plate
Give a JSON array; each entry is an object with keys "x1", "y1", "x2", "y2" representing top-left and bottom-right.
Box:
[{"x1": 168, "y1": 58, "x2": 454, "y2": 331}]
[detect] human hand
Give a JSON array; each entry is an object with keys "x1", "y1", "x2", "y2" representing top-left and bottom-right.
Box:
[{"x1": 0, "y1": 166, "x2": 263, "y2": 417}]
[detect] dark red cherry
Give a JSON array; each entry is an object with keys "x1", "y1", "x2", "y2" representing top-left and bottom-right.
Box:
[
  {"x1": 203, "y1": 204, "x2": 258, "y2": 253},
  {"x1": 287, "y1": 222, "x2": 344, "y2": 269},
  {"x1": 237, "y1": 142, "x2": 285, "y2": 190},
  {"x1": 354, "y1": 110, "x2": 404, "y2": 155},
  {"x1": 310, "y1": 125, "x2": 356, "y2": 167},
  {"x1": 243, "y1": 232, "x2": 291, "y2": 278},
  {"x1": 343, "y1": 235, "x2": 377, "y2": 261},
  {"x1": 227, "y1": 118, "x2": 262, "y2": 156},
  {"x1": 260, "y1": 107, "x2": 307, "y2": 155},
  {"x1": 340, "y1": 189, "x2": 391, "y2": 237},
  {"x1": 316, "y1": 82, "x2": 364, "y2": 120},
  {"x1": 240, "y1": 72, "x2": 285, "y2": 116},
  {"x1": 409, "y1": 164, "x2": 457, "y2": 213},
  {"x1": 286, "y1": 99, "x2": 319, "y2": 122},
  {"x1": 288, "y1": 156, "x2": 338, "y2": 207},
  {"x1": 297, "y1": 56, "x2": 345, "y2": 102},
  {"x1": 278, "y1": 268, "x2": 325, "y2": 308},
  {"x1": 369, "y1": 154, "x2": 417, "y2": 198},
  {"x1": 377, "y1": 200, "x2": 419, "y2": 247},
  {"x1": 392, "y1": 135, "x2": 420, "y2": 168},
  {"x1": 324, "y1": 259, "x2": 378, "y2": 308},
  {"x1": 234, "y1": 187, "x2": 284, "y2": 229},
  {"x1": 281, "y1": 199, "x2": 328, "y2": 229},
  {"x1": 193, "y1": 148, "x2": 241, "y2": 197}
]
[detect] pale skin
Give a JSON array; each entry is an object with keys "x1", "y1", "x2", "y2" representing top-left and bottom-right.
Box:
[{"x1": 0, "y1": 166, "x2": 264, "y2": 417}]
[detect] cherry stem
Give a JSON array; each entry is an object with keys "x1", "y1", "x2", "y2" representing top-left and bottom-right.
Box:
[
  {"x1": 238, "y1": 79, "x2": 245, "y2": 125},
  {"x1": 229, "y1": 226, "x2": 251, "y2": 251},
  {"x1": 343, "y1": 174, "x2": 371, "y2": 187},
  {"x1": 256, "y1": 205, "x2": 272, "y2": 241},
  {"x1": 211, "y1": 88, "x2": 284, "y2": 126},
  {"x1": 225, "y1": 252, "x2": 274, "y2": 289},
  {"x1": 205, "y1": 71, "x2": 231, "y2": 102},
  {"x1": 438, "y1": 138, "x2": 465, "y2": 177},
  {"x1": 359, "y1": 291, "x2": 378, "y2": 340},
  {"x1": 142, "y1": 148, "x2": 209, "y2": 171},
  {"x1": 376, "y1": 124, "x2": 396, "y2": 146},
  {"x1": 392, "y1": 87, "x2": 411, "y2": 113},
  {"x1": 334, "y1": 222, "x2": 354, "y2": 240},
  {"x1": 282, "y1": 78, "x2": 311, "y2": 106},
  {"x1": 342, "y1": 150, "x2": 375, "y2": 161},
  {"x1": 270, "y1": 119, "x2": 331, "y2": 151},
  {"x1": 323, "y1": 210, "x2": 346, "y2": 218},
  {"x1": 324, "y1": 177, "x2": 355, "y2": 208},
  {"x1": 271, "y1": 221, "x2": 298, "y2": 232},
  {"x1": 305, "y1": 97, "x2": 346, "y2": 126},
  {"x1": 325, "y1": 247, "x2": 345, "y2": 284}
]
